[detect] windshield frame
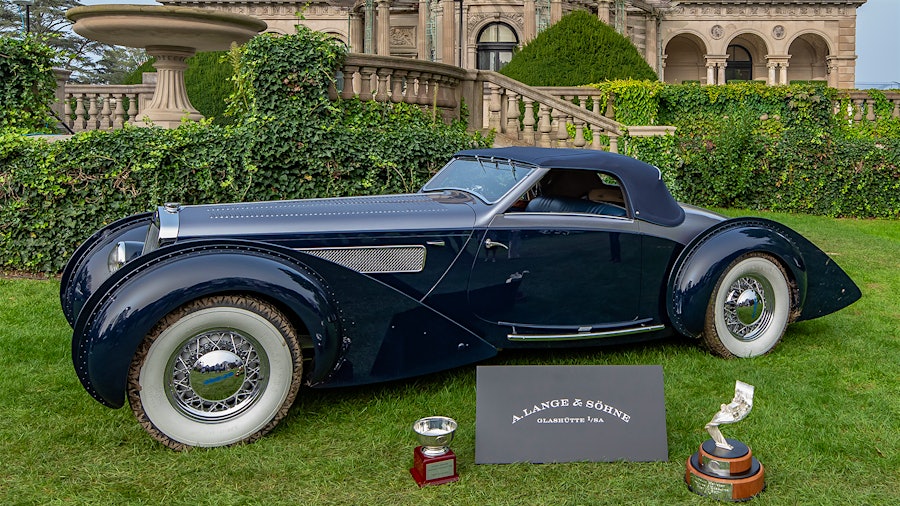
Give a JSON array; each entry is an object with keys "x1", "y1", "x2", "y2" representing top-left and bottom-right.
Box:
[{"x1": 421, "y1": 156, "x2": 538, "y2": 204}]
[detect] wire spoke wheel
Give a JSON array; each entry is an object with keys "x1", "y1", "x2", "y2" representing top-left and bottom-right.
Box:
[
  {"x1": 127, "y1": 295, "x2": 302, "y2": 449},
  {"x1": 703, "y1": 253, "x2": 791, "y2": 358}
]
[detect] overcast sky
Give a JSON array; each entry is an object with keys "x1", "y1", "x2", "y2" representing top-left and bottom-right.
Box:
[
  {"x1": 79, "y1": 0, "x2": 898, "y2": 87},
  {"x1": 855, "y1": 0, "x2": 899, "y2": 87}
]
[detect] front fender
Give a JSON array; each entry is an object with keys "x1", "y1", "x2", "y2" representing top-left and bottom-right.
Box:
[
  {"x1": 60, "y1": 212, "x2": 153, "y2": 326},
  {"x1": 666, "y1": 218, "x2": 807, "y2": 338},
  {"x1": 72, "y1": 240, "x2": 339, "y2": 408}
]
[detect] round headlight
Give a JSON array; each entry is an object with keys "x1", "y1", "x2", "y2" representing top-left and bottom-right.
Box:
[{"x1": 108, "y1": 241, "x2": 128, "y2": 273}]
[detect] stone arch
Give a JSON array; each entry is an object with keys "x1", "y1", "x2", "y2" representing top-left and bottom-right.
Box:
[
  {"x1": 467, "y1": 16, "x2": 524, "y2": 50},
  {"x1": 473, "y1": 21, "x2": 520, "y2": 71},
  {"x1": 663, "y1": 31, "x2": 709, "y2": 84},
  {"x1": 786, "y1": 32, "x2": 831, "y2": 83},
  {"x1": 723, "y1": 32, "x2": 770, "y2": 82},
  {"x1": 324, "y1": 30, "x2": 348, "y2": 45}
]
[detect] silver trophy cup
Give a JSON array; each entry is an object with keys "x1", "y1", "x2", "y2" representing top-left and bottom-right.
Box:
[{"x1": 412, "y1": 416, "x2": 457, "y2": 457}]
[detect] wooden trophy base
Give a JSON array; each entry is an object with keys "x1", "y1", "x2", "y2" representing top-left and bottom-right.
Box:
[
  {"x1": 686, "y1": 438, "x2": 765, "y2": 501},
  {"x1": 410, "y1": 446, "x2": 459, "y2": 487}
]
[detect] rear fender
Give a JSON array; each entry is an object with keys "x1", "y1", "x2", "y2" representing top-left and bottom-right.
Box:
[
  {"x1": 72, "y1": 240, "x2": 339, "y2": 408},
  {"x1": 666, "y1": 218, "x2": 807, "y2": 338}
]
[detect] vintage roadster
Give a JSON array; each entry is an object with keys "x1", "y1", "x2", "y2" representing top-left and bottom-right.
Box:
[{"x1": 61, "y1": 147, "x2": 860, "y2": 449}]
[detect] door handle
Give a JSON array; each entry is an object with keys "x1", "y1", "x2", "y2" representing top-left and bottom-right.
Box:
[{"x1": 485, "y1": 238, "x2": 509, "y2": 250}]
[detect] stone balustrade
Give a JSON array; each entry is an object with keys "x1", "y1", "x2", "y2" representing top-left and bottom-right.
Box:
[
  {"x1": 330, "y1": 54, "x2": 474, "y2": 124},
  {"x1": 842, "y1": 90, "x2": 900, "y2": 122},
  {"x1": 61, "y1": 83, "x2": 156, "y2": 132},
  {"x1": 52, "y1": 55, "x2": 898, "y2": 149}
]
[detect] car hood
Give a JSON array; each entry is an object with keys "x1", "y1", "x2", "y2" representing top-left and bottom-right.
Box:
[{"x1": 174, "y1": 192, "x2": 478, "y2": 240}]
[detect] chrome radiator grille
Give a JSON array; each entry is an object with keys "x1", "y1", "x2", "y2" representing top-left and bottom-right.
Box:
[{"x1": 296, "y1": 245, "x2": 426, "y2": 274}]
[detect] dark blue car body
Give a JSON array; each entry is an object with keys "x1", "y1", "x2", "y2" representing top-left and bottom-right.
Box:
[{"x1": 61, "y1": 147, "x2": 860, "y2": 448}]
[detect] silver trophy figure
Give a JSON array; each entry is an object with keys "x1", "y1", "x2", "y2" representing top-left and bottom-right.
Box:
[
  {"x1": 705, "y1": 381, "x2": 755, "y2": 451},
  {"x1": 687, "y1": 380, "x2": 765, "y2": 500}
]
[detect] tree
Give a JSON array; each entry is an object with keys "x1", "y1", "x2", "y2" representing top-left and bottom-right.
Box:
[{"x1": 0, "y1": 0, "x2": 146, "y2": 83}]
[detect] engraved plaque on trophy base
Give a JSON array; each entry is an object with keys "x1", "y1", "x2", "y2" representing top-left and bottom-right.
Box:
[
  {"x1": 410, "y1": 446, "x2": 459, "y2": 487},
  {"x1": 686, "y1": 438, "x2": 765, "y2": 501}
]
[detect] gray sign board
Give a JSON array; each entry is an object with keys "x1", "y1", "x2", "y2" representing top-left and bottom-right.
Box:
[{"x1": 475, "y1": 365, "x2": 668, "y2": 464}]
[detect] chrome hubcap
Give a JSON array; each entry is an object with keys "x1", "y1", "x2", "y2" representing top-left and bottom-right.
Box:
[
  {"x1": 166, "y1": 330, "x2": 267, "y2": 422},
  {"x1": 723, "y1": 276, "x2": 774, "y2": 341}
]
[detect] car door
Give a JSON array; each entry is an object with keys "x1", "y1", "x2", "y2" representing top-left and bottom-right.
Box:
[{"x1": 467, "y1": 210, "x2": 643, "y2": 335}]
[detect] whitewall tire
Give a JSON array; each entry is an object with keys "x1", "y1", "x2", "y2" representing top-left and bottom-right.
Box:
[
  {"x1": 127, "y1": 295, "x2": 302, "y2": 449},
  {"x1": 702, "y1": 253, "x2": 792, "y2": 358}
]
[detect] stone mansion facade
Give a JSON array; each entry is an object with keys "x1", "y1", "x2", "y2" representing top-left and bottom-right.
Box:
[{"x1": 158, "y1": 0, "x2": 868, "y2": 89}]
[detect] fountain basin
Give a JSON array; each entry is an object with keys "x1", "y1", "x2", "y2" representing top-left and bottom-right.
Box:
[{"x1": 67, "y1": 5, "x2": 267, "y2": 51}]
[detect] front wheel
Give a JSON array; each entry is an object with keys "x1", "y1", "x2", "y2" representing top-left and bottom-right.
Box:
[
  {"x1": 702, "y1": 253, "x2": 792, "y2": 358},
  {"x1": 127, "y1": 295, "x2": 302, "y2": 449}
]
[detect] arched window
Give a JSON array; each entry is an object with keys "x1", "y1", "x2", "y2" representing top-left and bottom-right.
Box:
[
  {"x1": 725, "y1": 45, "x2": 752, "y2": 82},
  {"x1": 477, "y1": 23, "x2": 518, "y2": 71}
]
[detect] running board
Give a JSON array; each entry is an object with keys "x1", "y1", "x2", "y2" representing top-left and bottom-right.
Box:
[{"x1": 507, "y1": 324, "x2": 665, "y2": 342}]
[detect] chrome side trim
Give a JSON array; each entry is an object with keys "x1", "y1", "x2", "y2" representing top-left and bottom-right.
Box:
[
  {"x1": 515, "y1": 211, "x2": 633, "y2": 222},
  {"x1": 295, "y1": 245, "x2": 426, "y2": 274},
  {"x1": 507, "y1": 324, "x2": 665, "y2": 342}
]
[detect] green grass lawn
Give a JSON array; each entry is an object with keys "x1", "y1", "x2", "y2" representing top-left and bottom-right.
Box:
[{"x1": 1, "y1": 210, "x2": 897, "y2": 505}]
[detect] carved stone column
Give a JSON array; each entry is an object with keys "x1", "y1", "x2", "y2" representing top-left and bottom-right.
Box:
[
  {"x1": 704, "y1": 55, "x2": 727, "y2": 85},
  {"x1": 350, "y1": 11, "x2": 364, "y2": 54},
  {"x1": 524, "y1": 0, "x2": 536, "y2": 42},
  {"x1": 597, "y1": 0, "x2": 610, "y2": 24},
  {"x1": 766, "y1": 55, "x2": 790, "y2": 85},
  {"x1": 418, "y1": 0, "x2": 428, "y2": 59},
  {"x1": 550, "y1": 0, "x2": 562, "y2": 25},
  {"x1": 645, "y1": 15, "x2": 657, "y2": 74},
  {"x1": 377, "y1": 0, "x2": 391, "y2": 56},
  {"x1": 442, "y1": 0, "x2": 455, "y2": 64},
  {"x1": 825, "y1": 55, "x2": 839, "y2": 88}
]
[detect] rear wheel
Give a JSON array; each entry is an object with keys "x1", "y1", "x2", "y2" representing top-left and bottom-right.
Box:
[
  {"x1": 127, "y1": 295, "x2": 302, "y2": 449},
  {"x1": 702, "y1": 253, "x2": 791, "y2": 358}
]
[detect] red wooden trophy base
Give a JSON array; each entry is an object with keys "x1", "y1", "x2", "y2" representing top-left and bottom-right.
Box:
[
  {"x1": 686, "y1": 439, "x2": 765, "y2": 501},
  {"x1": 410, "y1": 446, "x2": 459, "y2": 487}
]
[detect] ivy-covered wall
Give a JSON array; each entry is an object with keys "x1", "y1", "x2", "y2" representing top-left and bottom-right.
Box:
[{"x1": 0, "y1": 28, "x2": 490, "y2": 273}]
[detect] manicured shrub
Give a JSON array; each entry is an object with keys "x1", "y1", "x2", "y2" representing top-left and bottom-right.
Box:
[{"x1": 499, "y1": 10, "x2": 657, "y2": 86}]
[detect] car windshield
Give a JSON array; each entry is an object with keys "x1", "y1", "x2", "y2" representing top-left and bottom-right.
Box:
[{"x1": 422, "y1": 157, "x2": 535, "y2": 203}]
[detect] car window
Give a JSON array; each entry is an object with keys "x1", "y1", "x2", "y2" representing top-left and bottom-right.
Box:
[
  {"x1": 422, "y1": 157, "x2": 535, "y2": 203},
  {"x1": 510, "y1": 169, "x2": 628, "y2": 217}
]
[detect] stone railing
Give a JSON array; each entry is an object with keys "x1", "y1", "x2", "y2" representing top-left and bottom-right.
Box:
[
  {"x1": 330, "y1": 54, "x2": 474, "y2": 124},
  {"x1": 843, "y1": 90, "x2": 900, "y2": 122},
  {"x1": 50, "y1": 55, "x2": 672, "y2": 151},
  {"x1": 329, "y1": 55, "x2": 647, "y2": 153},
  {"x1": 62, "y1": 82, "x2": 156, "y2": 132},
  {"x1": 54, "y1": 54, "x2": 898, "y2": 143}
]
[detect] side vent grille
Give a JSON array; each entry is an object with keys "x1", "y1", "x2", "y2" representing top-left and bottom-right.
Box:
[{"x1": 296, "y1": 245, "x2": 426, "y2": 274}]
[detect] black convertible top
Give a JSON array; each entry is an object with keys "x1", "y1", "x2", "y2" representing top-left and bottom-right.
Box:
[{"x1": 455, "y1": 147, "x2": 685, "y2": 227}]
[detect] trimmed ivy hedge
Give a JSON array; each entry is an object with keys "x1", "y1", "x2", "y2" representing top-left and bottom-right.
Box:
[{"x1": 607, "y1": 82, "x2": 900, "y2": 219}]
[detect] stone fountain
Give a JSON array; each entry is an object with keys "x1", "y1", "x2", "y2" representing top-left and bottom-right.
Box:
[{"x1": 67, "y1": 5, "x2": 266, "y2": 128}]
